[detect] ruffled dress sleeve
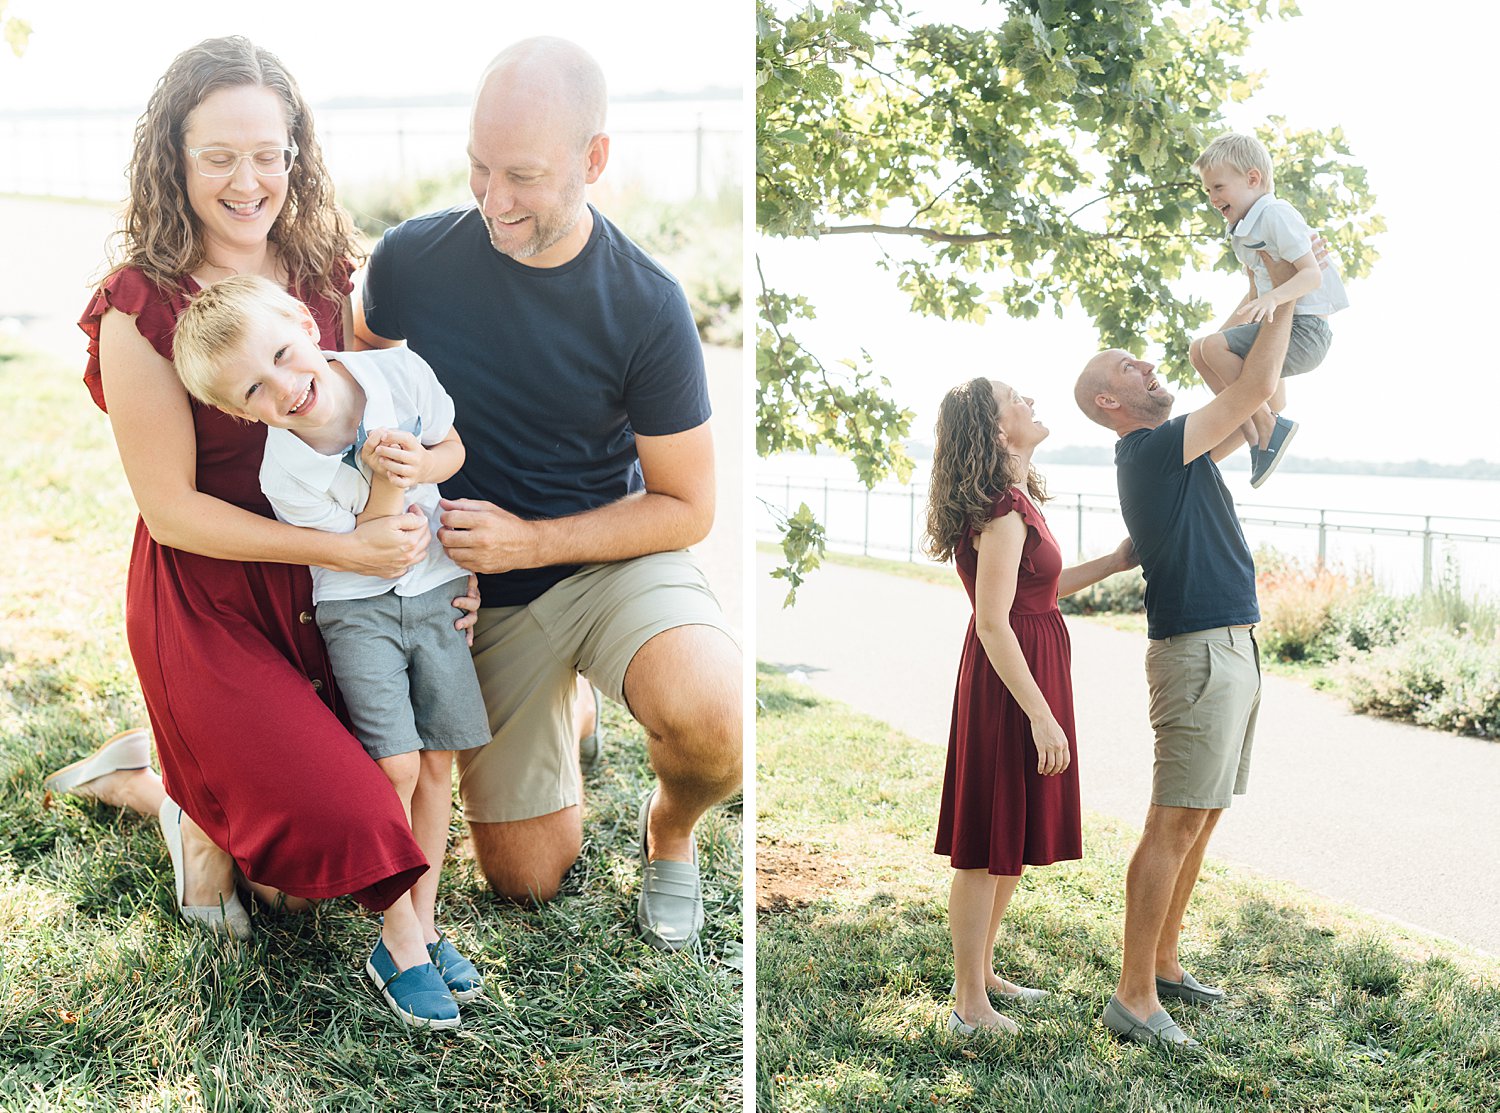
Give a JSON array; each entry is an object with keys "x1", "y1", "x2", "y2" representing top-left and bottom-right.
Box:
[
  {"x1": 971, "y1": 488, "x2": 1046, "y2": 575},
  {"x1": 78, "y1": 267, "x2": 192, "y2": 413}
]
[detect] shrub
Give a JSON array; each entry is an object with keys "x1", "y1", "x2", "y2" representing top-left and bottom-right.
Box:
[
  {"x1": 1327, "y1": 582, "x2": 1416, "y2": 654},
  {"x1": 1255, "y1": 552, "x2": 1355, "y2": 662},
  {"x1": 1340, "y1": 631, "x2": 1500, "y2": 739},
  {"x1": 1059, "y1": 570, "x2": 1144, "y2": 615}
]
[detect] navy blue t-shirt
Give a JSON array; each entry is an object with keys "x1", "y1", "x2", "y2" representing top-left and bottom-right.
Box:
[
  {"x1": 363, "y1": 204, "x2": 711, "y2": 606},
  {"x1": 1115, "y1": 416, "x2": 1259, "y2": 639}
]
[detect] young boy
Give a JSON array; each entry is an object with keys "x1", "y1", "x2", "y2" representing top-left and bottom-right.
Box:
[
  {"x1": 173, "y1": 274, "x2": 490, "y2": 1030},
  {"x1": 1189, "y1": 131, "x2": 1348, "y2": 487}
]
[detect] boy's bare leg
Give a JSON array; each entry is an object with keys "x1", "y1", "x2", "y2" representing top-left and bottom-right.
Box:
[
  {"x1": 409, "y1": 749, "x2": 457, "y2": 945},
  {"x1": 1191, "y1": 334, "x2": 1276, "y2": 448},
  {"x1": 375, "y1": 751, "x2": 429, "y2": 970}
]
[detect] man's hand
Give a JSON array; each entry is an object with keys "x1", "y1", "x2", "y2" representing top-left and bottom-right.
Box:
[
  {"x1": 1260, "y1": 249, "x2": 1300, "y2": 287},
  {"x1": 438, "y1": 498, "x2": 539, "y2": 574},
  {"x1": 451, "y1": 572, "x2": 480, "y2": 646}
]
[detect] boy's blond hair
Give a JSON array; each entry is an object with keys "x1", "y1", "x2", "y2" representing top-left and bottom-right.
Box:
[
  {"x1": 173, "y1": 274, "x2": 308, "y2": 410},
  {"x1": 1193, "y1": 132, "x2": 1274, "y2": 193}
]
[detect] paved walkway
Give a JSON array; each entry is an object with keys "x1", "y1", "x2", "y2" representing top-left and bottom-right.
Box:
[{"x1": 757, "y1": 552, "x2": 1500, "y2": 956}]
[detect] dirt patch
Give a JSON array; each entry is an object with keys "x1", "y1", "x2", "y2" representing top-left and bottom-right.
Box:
[{"x1": 756, "y1": 841, "x2": 850, "y2": 914}]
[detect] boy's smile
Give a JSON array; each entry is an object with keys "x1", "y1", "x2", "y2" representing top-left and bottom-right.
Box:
[
  {"x1": 1199, "y1": 164, "x2": 1266, "y2": 227},
  {"x1": 213, "y1": 309, "x2": 360, "y2": 453}
]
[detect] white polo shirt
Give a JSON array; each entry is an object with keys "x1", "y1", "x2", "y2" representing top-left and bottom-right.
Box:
[
  {"x1": 1231, "y1": 194, "x2": 1349, "y2": 316},
  {"x1": 259, "y1": 346, "x2": 469, "y2": 604}
]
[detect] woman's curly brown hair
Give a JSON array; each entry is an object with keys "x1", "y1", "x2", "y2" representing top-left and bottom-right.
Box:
[
  {"x1": 924, "y1": 377, "x2": 1049, "y2": 563},
  {"x1": 105, "y1": 36, "x2": 362, "y2": 304}
]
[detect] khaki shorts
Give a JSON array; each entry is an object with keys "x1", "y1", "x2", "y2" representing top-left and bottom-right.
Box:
[
  {"x1": 457, "y1": 550, "x2": 735, "y2": 824},
  {"x1": 1145, "y1": 625, "x2": 1261, "y2": 809}
]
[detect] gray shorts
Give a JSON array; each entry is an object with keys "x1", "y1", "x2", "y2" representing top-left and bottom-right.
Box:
[
  {"x1": 1144, "y1": 625, "x2": 1262, "y2": 809},
  {"x1": 316, "y1": 575, "x2": 491, "y2": 761},
  {"x1": 1221, "y1": 313, "x2": 1332, "y2": 377}
]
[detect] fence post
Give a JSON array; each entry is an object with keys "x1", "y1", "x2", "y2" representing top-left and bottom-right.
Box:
[
  {"x1": 1317, "y1": 509, "x2": 1327, "y2": 568},
  {"x1": 863, "y1": 486, "x2": 871, "y2": 556},
  {"x1": 1422, "y1": 517, "x2": 1433, "y2": 592},
  {"x1": 822, "y1": 478, "x2": 829, "y2": 531},
  {"x1": 1076, "y1": 496, "x2": 1085, "y2": 563},
  {"x1": 695, "y1": 114, "x2": 705, "y2": 198},
  {"x1": 784, "y1": 477, "x2": 791, "y2": 514},
  {"x1": 908, "y1": 485, "x2": 916, "y2": 561}
]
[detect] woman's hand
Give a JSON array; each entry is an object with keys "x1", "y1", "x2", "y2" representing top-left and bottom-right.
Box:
[
  {"x1": 1112, "y1": 536, "x2": 1139, "y2": 574},
  {"x1": 452, "y1": 573, "x2": 480, "y2": 646},
  {"x1": 1031, "y1": 716, "x2": 1071, "y2": 777},
  {"x1": 337, "y1": 509, "x2": 431, "y2": 577}
]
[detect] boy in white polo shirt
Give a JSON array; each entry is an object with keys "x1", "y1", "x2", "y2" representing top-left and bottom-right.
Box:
[
  {"x1": 1189, "y1": 131, "x2": 1349, "y2": 487},
  {"x1": 174, "y1": 274, "x2": 489, "y2": 1031}
]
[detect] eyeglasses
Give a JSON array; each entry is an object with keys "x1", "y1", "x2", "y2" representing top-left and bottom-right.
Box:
[{"x1": 186, "y1": 144, "x2": 299, "y2": 178}]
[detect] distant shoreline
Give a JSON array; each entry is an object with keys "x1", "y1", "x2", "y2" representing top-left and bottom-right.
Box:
[{"x1": 879, "y1": 442, "x2": 1500, "y2": 480}]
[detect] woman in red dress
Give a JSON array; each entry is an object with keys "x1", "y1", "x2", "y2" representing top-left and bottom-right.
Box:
[
  {"x1": 43, "y1": 37, "x2": 443, "y2": 935},
  {"x1": 927, "y1": 377, "x2": 1136, "y2": 1035}
]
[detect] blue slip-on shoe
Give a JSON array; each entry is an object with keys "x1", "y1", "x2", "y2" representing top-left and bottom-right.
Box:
[
  {"x1": 1250, "y1": 415, "x2": 1299, "y2": 488},
  {"x1": 367, "y1": 936, "x2": 461, "y2": 1030},
  {"x1": 579, "y1": 684, "x2": 604, "y2": 774},
  {"x1": 636, "y1": 788, "x2": 704, "y2": 952},
  {"x1": 1155, "y1": 969, "x2": 1225, "y2": 1007},
  {"x1": 427, "y1": 934, "x2": 484, "y2": 1003}
]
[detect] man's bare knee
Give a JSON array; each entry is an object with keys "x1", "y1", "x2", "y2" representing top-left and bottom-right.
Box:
[{"x1": 467, "y1": 809, "x2": 581, "y2": 906}]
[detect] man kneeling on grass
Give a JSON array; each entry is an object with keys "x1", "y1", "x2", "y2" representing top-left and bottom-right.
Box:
[{"x1": 1072, "y1": 251, "x2": 1301, "y2": 1048}]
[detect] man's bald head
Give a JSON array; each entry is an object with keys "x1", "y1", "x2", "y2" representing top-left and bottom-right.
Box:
[
  {"x1": 1075, "y1": 352, "x2": 1121, "y2": 429},
  {"x1": 475, "y1": 37, "x2": 607, "y2": 152}
]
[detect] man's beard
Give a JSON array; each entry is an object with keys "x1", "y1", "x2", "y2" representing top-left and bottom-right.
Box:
[{"x1": 484, "y1": 172, "x2": 586, "y2": 260}]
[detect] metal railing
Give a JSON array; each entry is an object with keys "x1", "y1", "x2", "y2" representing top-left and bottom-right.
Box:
[{"x1": 756, "y1": 476, "x2": 1500, "y2": 596}]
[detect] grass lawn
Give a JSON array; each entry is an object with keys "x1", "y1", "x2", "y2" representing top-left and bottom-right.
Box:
[
  {"x1": 755, "y1": 665, "x2": 1500, "y2": 1113},
  {"x1": 0, "y1": 340, "x2": 743, "y2": 1110}
]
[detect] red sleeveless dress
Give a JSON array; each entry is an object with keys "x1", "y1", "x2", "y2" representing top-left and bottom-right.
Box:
[
  {"x1": 79, "y1": 267, "x2": 428, "y2": 910},
  {"x1": 934, "y1": 488, "x2": 1083, "y2": 875}
]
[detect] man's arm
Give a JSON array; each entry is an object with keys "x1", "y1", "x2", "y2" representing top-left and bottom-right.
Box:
[
  {"x1": 351, "y1": 282, "x2": 403, "y2": 351},
  {"x1": 437, "y1": 421, "x2": 716, "y2": 574},
  {"x1": 1181, "y1": 251, "x2": 1300, "y2": 465}
]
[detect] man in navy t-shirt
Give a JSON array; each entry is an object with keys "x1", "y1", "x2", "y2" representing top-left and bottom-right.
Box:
[
  {"x1": 1072, "y1": 252, "x2": 1300, "y2": 1047},
  {"x1": 355, "y1": 37, "x2": 740, "y2": 954}
]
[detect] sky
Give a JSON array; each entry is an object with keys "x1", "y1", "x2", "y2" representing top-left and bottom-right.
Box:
[
  {"x1": 0, "y1": 0, "x2": 742, "y2": 109},
  {"x1": 757, "y1": 0, "x2": 1500, "y2": 467}
]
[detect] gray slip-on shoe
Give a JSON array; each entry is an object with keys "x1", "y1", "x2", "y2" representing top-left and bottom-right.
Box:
[
  {"x1": 949, "y1": 978, "x2": 1049, "y2": 1003},
  {"x1": 635, "y1": 789, "x2": 704, "y2": 952},
  {"x1": 1101, "y1": 994, "x2": 1199, "y2": 1048},
  {"x1": 578, "y1": 684, "x2": 604, "y2": 774},
  {"x1": 1155, "y1": 970, "x2": 1225, "y2": 1007},
  {"x1": 945, "y1": 1009, "x2": 1018, "y2": 1036}
]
